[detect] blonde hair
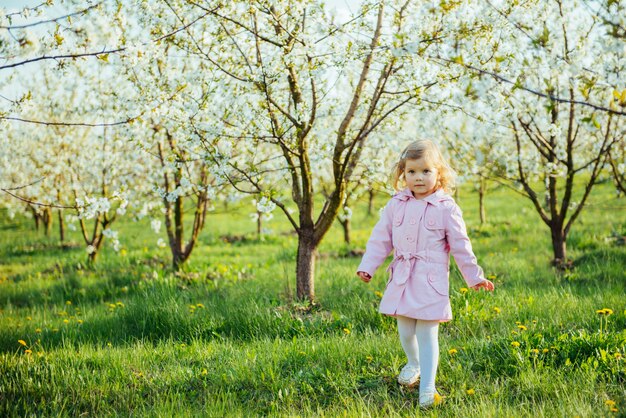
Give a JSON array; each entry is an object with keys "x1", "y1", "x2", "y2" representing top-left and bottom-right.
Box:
[{"x1": 391, "y1": 140, "x2": 457, "y2": 193}]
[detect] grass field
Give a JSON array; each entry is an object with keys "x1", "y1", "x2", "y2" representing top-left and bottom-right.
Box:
[{"x1": 1, "y1": 181, "x2": 625, "y2": 417}]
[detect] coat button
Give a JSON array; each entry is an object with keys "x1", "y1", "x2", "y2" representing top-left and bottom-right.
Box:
[
  {"x1": 428, "y1": 220, "x2": 435, "y2": 226},
  {"x1": 406, "y1": 236, "x2": 414, "y2": 242},
  {"x1": 410, "y1": 218, "x2": 416, "y2": 225}
]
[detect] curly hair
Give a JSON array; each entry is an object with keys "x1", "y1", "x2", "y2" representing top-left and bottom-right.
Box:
[{"x1": 391, "y1": 140, "x2": 457, "y2": 193}]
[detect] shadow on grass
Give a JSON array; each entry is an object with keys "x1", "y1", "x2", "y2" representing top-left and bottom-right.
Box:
[
  {"x1": 0, "y1": 265, "x2": 140, "y2": 308},
  {"x1": 1, "y1": 241, "x2": 82, "y2": 259},
  {"x1": 0, "y1": 275, "x2": 388, "y2": 354}
]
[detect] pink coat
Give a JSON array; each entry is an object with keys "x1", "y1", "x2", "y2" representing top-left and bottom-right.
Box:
[{"x1": 357, "y1": 188, "x2": 485, "y2": 321}]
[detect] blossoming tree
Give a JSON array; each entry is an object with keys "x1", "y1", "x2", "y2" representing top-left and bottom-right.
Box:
[{"x1": 174, "y1": 0, "x2": 468, "y2": 300}]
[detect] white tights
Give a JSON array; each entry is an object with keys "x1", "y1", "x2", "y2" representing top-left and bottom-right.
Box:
[{"x1": 397, "y1": 316, "x2": 439, "y2": 395}]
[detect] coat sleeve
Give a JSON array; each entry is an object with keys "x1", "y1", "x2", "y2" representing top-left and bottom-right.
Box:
[
  {"x1": 357, "y1": 200, "x2": 394, "y2": 277},
  {"x1": 445, "y1": 203, "x2": 485, "y2": 287}
]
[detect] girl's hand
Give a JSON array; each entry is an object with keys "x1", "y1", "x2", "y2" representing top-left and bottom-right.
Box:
[
  {"x1": 472, "y1": 279, "x2": 494, "y2": 291},
  {"x1": 357, "y1": 271, "x2": 372, "y2": 283}
]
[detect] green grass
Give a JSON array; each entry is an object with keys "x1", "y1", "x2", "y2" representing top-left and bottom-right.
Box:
[{"x1": 1, "y1": 181, "x2": 625, "y2": 417}]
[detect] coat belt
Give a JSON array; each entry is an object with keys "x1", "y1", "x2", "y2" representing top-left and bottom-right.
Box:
[{"x1": 386, "y1": 250, "x2": 448, "y2": 285}]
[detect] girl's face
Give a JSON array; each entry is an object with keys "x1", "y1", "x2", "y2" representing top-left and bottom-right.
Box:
[{"x1": 404, "y1": 158, "x2": 439, "y2": 199}]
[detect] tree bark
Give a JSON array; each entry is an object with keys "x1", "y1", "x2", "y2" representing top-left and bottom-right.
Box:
[
  {"x1": 296, "y1": 229, "x2": 316, "y2": 301},
  {"x1": 58, "y1": 209, "x2": 65, "y2": 243},
  {"x1": 367, "y1": 189, "x2": 375, "y2": 216},
  {"x1": 479, "y1": 177, "x2": 486, "y2": 225},
  {"x1": 339, "y1": 218, "x2": 351, "y2": 244},
  {"x1": 550, "y1": 226, "x2": 567, "y2": 266},
  {"x1": 43, "y1": 208, "x2": 53, "y2": 236},
  {"x1": 30, "y1": 206, "x2": 40, "y2": 231}
]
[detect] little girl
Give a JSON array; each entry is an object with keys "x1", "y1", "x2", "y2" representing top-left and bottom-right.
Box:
[{"x1": 357, "y1": 139, "x2": 494, "y2": 407}]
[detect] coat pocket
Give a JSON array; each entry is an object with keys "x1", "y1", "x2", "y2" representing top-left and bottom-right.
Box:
[
  {"x1": 424, "y1": 208, "x2": 444, "y2": 230},
  {"x1": 427, "y1": 273, "x2": 449, "y2": 296}
]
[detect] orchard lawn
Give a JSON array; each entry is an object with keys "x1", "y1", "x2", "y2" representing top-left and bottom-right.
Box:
[{"x1": 0, "y1": 181, "x2": 625, "y2": 417}]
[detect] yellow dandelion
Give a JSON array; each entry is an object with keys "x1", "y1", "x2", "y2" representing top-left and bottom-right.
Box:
[
  {"x1": 116, "y1": 302, "x2": 124, "y2": 307},
  {"x1": 597, "y1": 308, "x2": 614, "y2": 315},
  {"x1": 542, "y1": 348, "x2": 549, "y2": 354},
  {"x1": 66, "y1": 301, "x2": 72, "y2": 305},
  {"x1": 448, "y1": 348, "x2": 458, "y2": 355},
  {"x1": 201, "y1": 368, "x2": 208, "y2": 376},
  {"x1": 515, "y1": 321, "x2": 521, "y2": 325},
  {"x1": 518, "y1": 325, "x2": 527, "y2": 331},
  {"x1": 24, "y1": 349, "x2": 32, "y2": 355},
  {"x1": 614, "y1": 352, "x2": 622, "y2": 359},
  {"x1": 466, "y1": 389, "x2": 475, "y2": 395},
  {"x1": 18, "y1": 340, "x2": 27, "y2": 347},
  {"x1": 366, "y1": 355, "x2": 373, "y2": 362},
  {"x1": 108, "y1": 303, "x2": 116, "y2": 309},
  {"x1": 63, "y1": 319, "x2": 69, "y2": 324},
  {"x1": 605, "y1": 400, "x2": 616, "y2": 407},
  {"x1": 374, "y1": 291, "x2": 383, "y2": 298},
  {"x1": 26, "y1": 316, "x2": 32, "y2": 321},
  {"x1": 460, "y1": 287, "x2": 468, "y2": 294},
  {"x1": 511, "y1": 341, "x2": 520, "y2": 348},
  {"x1": 77, "y1": 320, "x2": 83, "y2": 324},
  {"x1": 493, "y1": 307, "x2": 501, "y2": 314},
  {"x1": 196, "y1": 303, "x2": 205, "y2": 308},
  {"x1": 35, "y1": 328, "x2": 42, "y2": 333},
  {"x1": 531, "y1": 349, "x2": 539, "y2": 355},
  {"x1": 610, "y1": 407, "x2": 618, "y2": 412},
  {"x1": 433, "y1": 392, "x2": 443, "y2": 405},
  {"x1": 343, "y1": 328, "x2": 351, "y2": 335},
  {"x1": 511, "y1": 331, "x2": 518, "y2": 335}
]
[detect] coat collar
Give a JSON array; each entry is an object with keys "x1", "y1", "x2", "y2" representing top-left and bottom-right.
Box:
[{"x1": 392, "y1": 188, "x2": 449, "y2": 206}]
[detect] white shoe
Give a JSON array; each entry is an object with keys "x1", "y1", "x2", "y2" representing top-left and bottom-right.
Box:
[
  {"x1": 419, "y1": 390, "x2": 443, "y2": 408},
  {"x1": 397, "y1": 364, "x2": 420, "y2": 386}
]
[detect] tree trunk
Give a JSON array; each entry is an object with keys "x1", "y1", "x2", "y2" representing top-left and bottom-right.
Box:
[
  {"x1": 172, "y1": 249, "x2": 185, "y2": 270},
  {"x1": 479, "y1": 178, "x2": 486, "y2": 225},
  {"x1": 550, "y1": 226, "x2": 567, "y2": 267},
  {"x1": 367, "y1": 189, "x2": 375, "y2": 216},
  {"x1": 86, "y1": 230, "x2": 107, "y2": 266},
  {"x1": 257, "y1": 211, "x2": 262, "y2": 240},
  {"x1": 58, "y1": 209, "x2": 65, "y2": 243},
  {"x1": 340, "y1": 218, "x2": 351, "y2": 244},
  {"x1": 30, "y1": 206, "x2": 40, "y2": 231},
  {"x1": 296, "y1": 230, "x2": 316, "y2": 301},
  {"x1": 88, "y1": 250, "x2": 99, "y2": 264},
  {"x1": 43, "y1": 208, "x2": 53, "y2": 236}
]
